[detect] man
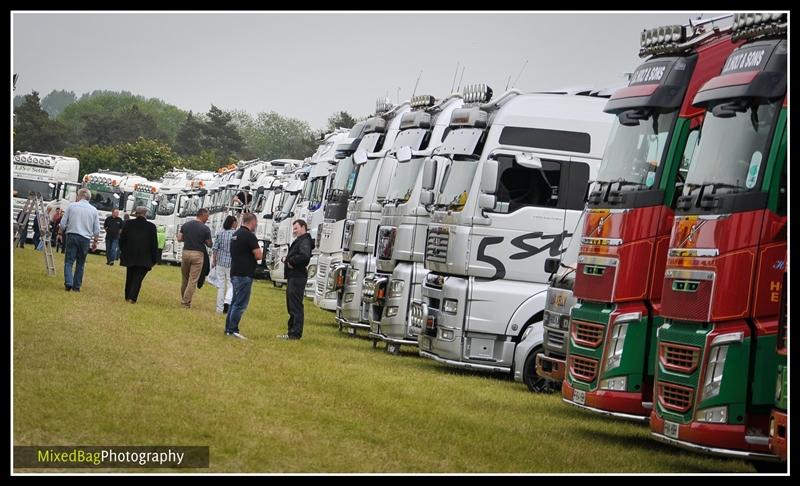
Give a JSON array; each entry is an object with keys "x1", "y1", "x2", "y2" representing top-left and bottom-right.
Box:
[
  {"x1": 60, "y1": 188, "x2": 100, "y2": 292},
  {"x1": 278, "y1": 219, "x2": 313, "y2": 340},
  {"x1": 177, "y1": 207, "x2": 212, "y2": 308},
  {"x1": 226, "y1": 213, "x2": 262, "y2": 339},
  {"x1": 103, "y1": 208, "x2": 124, "y2": 265},
  {"x1": 119, "y1": 207, "x2": 160, "y2": 303}
]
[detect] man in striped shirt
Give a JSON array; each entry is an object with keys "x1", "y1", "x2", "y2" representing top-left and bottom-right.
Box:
[{"x1": 212, "y1": 215, "x2": 238, "y2": 314}]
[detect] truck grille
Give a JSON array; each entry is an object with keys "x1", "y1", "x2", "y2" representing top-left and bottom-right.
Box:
[
  {"x1": 569, "y1": 355, "x2": 598, "y2": 383},
  {"x1": 661, "y1": 277, "x2": 713, "y2": 322},
  {"x1": 571, "y1": 320, "x2": 605, "y2": 348},
  {"x1": 426, "y1": 228, "x2": 449, "y2": 264},
  {"x1": 315, "y1": 262, "x2": 328, "y2": 299},
  {"x1": 657, "y1": 382, "x2": 694, "y2": 413},
  {"x1": 659, "y1": 342, "x2": 701, "y2": 374},
  {"x1": 545, "y1": 329, "x2": 566, "y2": 351}
]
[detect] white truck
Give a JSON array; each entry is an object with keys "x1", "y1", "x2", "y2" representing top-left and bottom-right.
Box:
[
  {"x1": 362, "y1": 93, "x2": 464, "y2": 352},
  {"x1": 409, "y1": 85, "x2": 614, "y2": 379},
  {"x1": 13, "y1": 152, "x2": 81, "y2": 240},
  {"x1": 157, "y1": 169, "x2": 199, "y2": 264},
  {"x1": 163, "y1": 171, "x2": 217, "y2": 263},
  {"x1": 332, "y1": 100, "x2": 415, "y2": 331},
  {"x1": 313, "y1": 117, "x2": 384, "y2": 310},
  {"x1": 267, "y1": 163, "x2": 309, "y2": 286},
  {"x1": 294, "y1": 129, "x2": 353, "y2": 298},
  {"x1": 83, "y1": 171, "x2": 148, "y2": 252}
]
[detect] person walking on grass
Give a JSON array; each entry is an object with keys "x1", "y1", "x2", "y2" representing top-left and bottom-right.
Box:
[
  {"x1": 277, "y1": 219, "x2": 312, "y2": 340},
  {"x1": 212, "y1": 215, "x2": 238, "y2": 314},
  {"x1": 119, "y1": 206, "x2": 160, "y2": 303},
  {"x1": 177, "y1": 208, "x2": 212, "y2": 309},
  {"x1": 103, "y1": 208, "x2": 124, "y2": 265},
  {"x1": 225, "y1": 213, "x2": 262, "y2": 340},
  {"x1": 59, "y1": 188, "x2": 100, "y2": 292}
]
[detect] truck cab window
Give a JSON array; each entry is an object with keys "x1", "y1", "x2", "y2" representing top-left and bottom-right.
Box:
[{"x1": 492, "y1": 155, "x2": 562, "y2": 213}]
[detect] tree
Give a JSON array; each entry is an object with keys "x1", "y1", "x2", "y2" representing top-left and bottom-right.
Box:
[
  {"x1": 325, "y1": 111, "x2": 356, "y2": 133},
  {"x1": 115, "y1": 138, "x2": 183, "y2": 181},
  {"x1": 63, "y1": 144, "x2": 121, "y2": 179},
  {"x1": 200, "y1": 105, "x2": 244, "y2": 161},
  {"x1": 238, "y1": 111, "x2": 318, "y2": 161},
  {"x1": 174, "y1": 111, "x2": 205, "y2": 157},
  {"x1": 41, "y1": 90, "x2": 77, "y2": 119},
  {"x1": 13, "y1": 91, "x2": 69, "y2": 153}
]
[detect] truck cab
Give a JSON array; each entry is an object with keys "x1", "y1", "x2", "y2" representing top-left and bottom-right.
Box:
[
  {"x1": 268, "y1": 163, "x2": 309, "y2": 285},
  {"x1": 362, "y1": 93, "x2": 464, "y2": 353},
  {"x1": 13, "y1": 152, "x2": 80, "y2": 240},
  {"x1": 410, "y1": 85, "x2": 613, "y2": 375},
  {"x1": 83, "y1": 171, "x2": 148, "y2": 252}
]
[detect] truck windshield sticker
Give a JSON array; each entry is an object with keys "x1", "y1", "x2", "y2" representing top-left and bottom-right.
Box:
[
  {"x1": 722, "y1": 47, "x2": 768, "y2": 75},
  {"x1": 628, "y1": 61, "x2": 671, "y2": 86},
  {"x1": 745, "y1": 152, "x2": 762, "y2": 189}
]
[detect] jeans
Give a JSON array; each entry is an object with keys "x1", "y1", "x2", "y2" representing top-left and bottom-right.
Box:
[
  {"x1": 106, "y1": 238, "x2": 119, "y2": 263},
  {"x1": 225, "y1": 276, "x2": 253, "y2": 334},
  {"x1": 215, "y1": 265, "x2": 233, "y2": 312},
  {"x1": 64, "y1": 233, "x2": 90, "y2": 290}
]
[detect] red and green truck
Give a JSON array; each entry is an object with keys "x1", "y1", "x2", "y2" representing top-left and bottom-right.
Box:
[
  {"x1": 560, "y1": 16, "x2": 738, "y2": 420},
  {"x1": 649, "y1": 13, "x2": 787, "y2": 465}
]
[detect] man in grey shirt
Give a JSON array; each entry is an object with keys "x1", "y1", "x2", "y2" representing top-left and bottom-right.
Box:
[
  {"x1": 177, "y1": 207, "x2": 212, "y2": 308},
  {"x1": 59, "y1": 188, "x2": 101, "y2": 292}
]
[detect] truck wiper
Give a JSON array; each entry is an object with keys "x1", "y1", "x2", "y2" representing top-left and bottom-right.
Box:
[
  {"x1": 703, "y1": 182, "x2": 745, "y2": 194},
  {"x1": 613, "y1": 179, "x2": 648, "y2": 190}
]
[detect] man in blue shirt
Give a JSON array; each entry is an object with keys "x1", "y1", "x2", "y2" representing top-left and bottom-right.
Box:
[{"x1": 60, "y1": 188, "x2": 100, "y2": 292}]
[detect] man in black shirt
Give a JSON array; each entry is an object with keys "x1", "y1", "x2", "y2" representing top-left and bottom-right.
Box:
[
  {"x1": 177, "y1": 208, "x2": 212, "y2": 308},
  {"x1": 103, "y1": 209, "x2": 124, "y2": 265},
  {"x1": 225, "y1": 213, "x2": 262, "y2": 339},
  {"x1": 278, "y1": 219, "x2": 313, "y2": 340}
]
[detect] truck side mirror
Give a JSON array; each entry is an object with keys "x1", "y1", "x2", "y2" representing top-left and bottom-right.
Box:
[
  {"x1": 480, "y1": 159, "x2": 498, "y2": 194},
  {"x1": 420, "y1": 190, "x2": 434, "y2": 206},
  {"x1": 396, "y1": 146, "x2": 412, "y2": 163},
  {"x1": 422, "y1": 158, "x2": 437, "y2": 190},
  {"x1": 478, "y1": 193, "x2": 496, "y2": 211},
  {"x1": 544, "y1": 257, "x2": 560, "y2": 274},
  {"x1": 354, "y1": 148, "x2": 368, "y2": 165}
]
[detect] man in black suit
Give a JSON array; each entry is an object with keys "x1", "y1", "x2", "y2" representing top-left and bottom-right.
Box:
[
  {"x1": 278, "y1": 219, "x2": 313, "y2": 340},
  {"x1": 119, "y1": 206, "x2": 160, "y2": 303}
]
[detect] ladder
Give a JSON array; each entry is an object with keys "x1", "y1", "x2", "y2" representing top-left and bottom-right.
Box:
[{"x1": 14, "y1": 192, "x2": 57, "y2": 276}]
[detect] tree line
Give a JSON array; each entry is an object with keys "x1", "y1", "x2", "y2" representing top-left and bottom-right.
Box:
[{"x1": 13, "y1": 89, "x2": 357, "y2": 180}]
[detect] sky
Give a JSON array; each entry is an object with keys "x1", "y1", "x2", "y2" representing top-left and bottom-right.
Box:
[{"x1": 12, "y1": 11, "x2": 734, "y2": 131}]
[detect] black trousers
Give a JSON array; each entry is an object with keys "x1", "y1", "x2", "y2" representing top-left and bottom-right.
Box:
[
  {"x1": 125, "y1": 266, "x2": 151, "y2": 302},
  {"x1": 286, "y1": 277, "x2": 307, "y2": 338}
]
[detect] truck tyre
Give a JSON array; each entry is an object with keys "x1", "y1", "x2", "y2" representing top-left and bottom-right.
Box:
[{"x1": 523, "y1": 347, "x2": 554, "y2": 393}]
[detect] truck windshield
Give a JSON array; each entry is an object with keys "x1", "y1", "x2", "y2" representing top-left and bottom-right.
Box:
[
  {"x1": 353, "y1": 159, "x2": 380, "y2": 198},
  {"x1": 304, "y1": 177, "x2": 325, "y2": 209},
  {"x1": 685, "y1": 98, "x2": 781, "y2": 194},
  {"x1": 387, "y1": 157, "x2": 425, "y2": 203},
  {"x1": 597, "y1": 109, "x2": 678, "y2": 189},
  {"x1": 156, "y1": 193, "x2": 178, "y2": 216},
  {"x1": 277, "y1": 192, "x2": 299, "y2": 219},
  {"x1": 180, "y1": 194, "x2": 203, "y2": 217},
  {"x1": 88, "y1": 190, "x2": 119, "y2": 212},
  {"x1": 13, "y1": 178, "x2": 56, "y2": 200},
  {"x1": 330, "y1": 156, "x2": 357, "y2": 192},
  {"x1": 133, "y1": 193, "x2": 157, "y2": 219},
  {"x1": 437, "y1": 156, "x2": 479, "y2": 210}
]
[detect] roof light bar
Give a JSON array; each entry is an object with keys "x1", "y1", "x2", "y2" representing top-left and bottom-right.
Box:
[
  {"x1": 462, "y1": 84, "x2": 493, "y2": 105},
  {"x1": 639, "y1": 24, "x2": 688, "y2": 57},
  {"x1": 410, "y1": 94, "x2": 436, "y2": 109},
  {"x1": 375, "y1": 97, "x2": 393, "y2": 115},
  {"x1": 732, "y1": 13, "x2": 787, "y2": 41}
]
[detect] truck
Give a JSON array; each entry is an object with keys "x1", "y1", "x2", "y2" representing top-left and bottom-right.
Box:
[
  {"x1": 162, "y1": 171, "x2": 217, "y2": 263},
  {"x1": 362, "y1": 93, "x2": 464, "y2": 353},
  {"x1": 267, "y1": 163, "x2": 309, "y2": 286},
  {"x1": 83, "y1": 171, "x2": 148, "y2": 252},
  {"x1": 409, "y1": 84, "x2": 614, "y2": 377},
  {"x1": 768, "y1": 270, "x2": 787, "y2": 466},
  {"x1": 332, "y1": 100, "x2": 416, "y2": 333},
  {"x1": 13, "y1": 152, "x2": 81, "y2": 240},
  {"x1": 294, "y1": 129, "x2": 353, "y2": 297},
  {"x1": 313, "y1": 113, "x2": 389, "y2": 311},
  {"x1": 558, "y1": 17, "x2": 740, "y2": 419},
  {"x1": 157, "y1": 169, "x2": 201, "y2": 264},
  {"x1": 649, "y1": 12, "x2": 786, "y2": 464}
]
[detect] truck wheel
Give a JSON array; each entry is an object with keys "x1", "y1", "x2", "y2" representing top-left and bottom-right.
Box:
[{"x1": 523, "y1": 348, "x2": 554, "y2": 393}]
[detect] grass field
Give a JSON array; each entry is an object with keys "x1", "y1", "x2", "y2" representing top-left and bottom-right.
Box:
[{"x1": 13, "y1": 247, "x2": 758, "y2": 473}]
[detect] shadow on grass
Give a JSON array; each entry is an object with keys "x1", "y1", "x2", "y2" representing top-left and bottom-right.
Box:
[{"x1": 572, "y1": 428, "x2": 755, "y2": 473}]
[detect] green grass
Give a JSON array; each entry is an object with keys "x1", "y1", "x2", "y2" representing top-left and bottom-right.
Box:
[{"x1": 13, "y1": 248, "x2": 757, "y2": 473}]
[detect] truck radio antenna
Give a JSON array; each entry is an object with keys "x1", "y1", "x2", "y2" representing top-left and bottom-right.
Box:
[
  {"x1": 450, "y1": 62, "x2": 460, "y2": 93},
  {"x1": 411, "y1": 69, "x2": 423, "y2": 98},
  {"x1": 512, "y1": 59, "x2": 529, "y2": 89},
  {"x1": 456, "y1": 66, "x2": 466, "y2": 92},
  {"x1": 504, "y1": 75, "x2": 512, "y2": 91}
]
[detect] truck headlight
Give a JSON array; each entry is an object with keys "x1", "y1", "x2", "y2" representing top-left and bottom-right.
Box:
[
  {"x1": 599, "y1": 376, "x2": 627, "y2": 391},
  {"x1": 702, "y1": 345, "x2": 728, "y2": 400},
  {"x1": 347, "y1": 268, "x2": 360, "y2": 285},
  {"x1": 386, "y1": 306, "x2": 398, "y2": 317},
  {"x1": 325, "y1": 291, "x2": 338, "y2": 300},
  {"x1": 696, "y1": 406, "x2": 727, "y2": 423},
  {"x1": 521, "y1": 325, "x2": 534, "y2": 342},
  {"x1": 441, "y1": 329, "x2": 454, "y2": 340},
  {"x1": 307, "y1": 264, "x2": 317, "y2": 279},
  {"x1": 443, "y1": 298, "x2": 458, "y2": 314},
  {"x1": 388, "y1": 279, "x2": 405, "y2": 298},
  {"x1": 344, "y1": 293, "x2": 354, "y2": 303}
]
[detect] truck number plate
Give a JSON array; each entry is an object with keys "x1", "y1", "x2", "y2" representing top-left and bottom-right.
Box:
[
  {"x1": 573, "y1": 389, "x2": 585, "y2": 405},
  {"x1": 664, "y1": 421, "x2": 679, "y2": 439},
  {"x1": 419, "y1": 336, "x2": 431, "y2": 351}
]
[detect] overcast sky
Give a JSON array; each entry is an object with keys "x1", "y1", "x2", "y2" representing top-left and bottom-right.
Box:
[{"x1": 13, "y1": 11, "x2": 733, "y2": 130}]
